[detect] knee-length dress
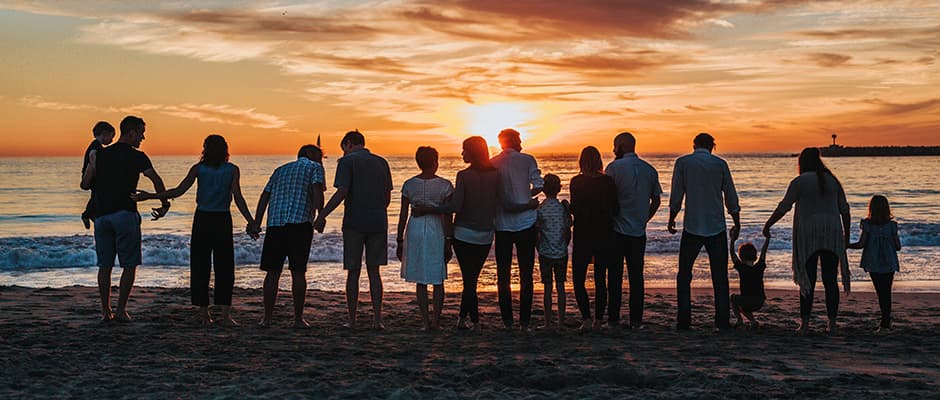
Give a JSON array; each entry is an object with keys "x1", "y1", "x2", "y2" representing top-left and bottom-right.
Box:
[{"x1": 401, "y1": 176, "x2": 454, "y2": 285}]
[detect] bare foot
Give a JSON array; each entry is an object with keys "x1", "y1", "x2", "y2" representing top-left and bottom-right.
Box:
[
  {"x1": 520, "y1": 325, "x2": 533, "y2": 334},
  {"x1": 258, "y1": 319, "x2": 272, "y2": 328},
  {"x1": 456, "y1": 318, "x2": 471, "y2": 330},
  {"x1": 796, "y1": 321, "x2": 809, "y2": 336},
  {"x1": 371, "y1": 321, "x2": 386, "y2": 331},
  {"x1": 218, "y1": 317, "x2": 240, "y2": 327},
  {"x1": 342, "y1": 321, "x2": 356, "y2": 329},
  {"x1": 749, "y1": 321, "x2": 760, "y2": 330},
  {"x1": 115, "y1": 310, "x2": 132, "y2": 323},
  {"x1": 592, "y1": 320, "x2": 604, "y2": 331},
  {"x1": 826, "y1": 320, "x2": 838, "y2": 335},
  {"x1": 578, "y1": 320, "x2": 593, "y2": 333},
  {"x1": 293, "y1": 319, "x2": 311, "y2": 329}
]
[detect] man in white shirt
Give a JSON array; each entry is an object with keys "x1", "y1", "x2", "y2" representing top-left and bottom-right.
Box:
[
  {"x1": 605, "y1": 132, "x2": 662, "y2": 329},
  {"x1": 668, "y1": 133, "x2": 741, "y2": 331},
  {"x1": 491, "y1": 129, "x2": 543, "y2": 332}
]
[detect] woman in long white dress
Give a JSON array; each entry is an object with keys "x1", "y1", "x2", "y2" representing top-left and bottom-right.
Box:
[{"x1": 396, "y1": 146, "x2": 453, "y2": 331}]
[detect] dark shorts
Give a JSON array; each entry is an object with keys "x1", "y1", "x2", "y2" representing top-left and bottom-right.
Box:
[
  {"x1": 260, "y1": 222, "x2": 313, "y2": 273},
  {"x1": 539, "y1": 255, "x2": 568, "y2": 284},
  {"x1": 731, "y1": 294, "x2": 765, "y2": 313},
  {"x1": 94, "y1": 210, "x2": 142, "y2": 268},
  {"x1": 343, "y1": 229, "x2": 388, "y2": 270}
]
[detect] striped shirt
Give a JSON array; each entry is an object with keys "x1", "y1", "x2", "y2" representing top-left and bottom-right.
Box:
[{"x1": 263, "y1": 157, "x2": 325, "y2": 227}]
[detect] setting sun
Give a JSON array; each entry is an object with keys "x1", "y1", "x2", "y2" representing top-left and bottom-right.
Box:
[{"x1": 463, "y1": 102, "x2": 536, "y2": 147}]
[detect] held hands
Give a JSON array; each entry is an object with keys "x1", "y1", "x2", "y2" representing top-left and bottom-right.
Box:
[
  {"x1": 762, "y1": 225, "x2": 772, "y2": 238},
  {"x1": 396, "y1": 238, "x2": 404, "y2": 261},
  {"x1": 313, "y1": 216, "x2": 326, "y2": 234},
  {"x1": 246, "y1": 221, "x2": 261, "y2": 240},
  {"x1": 729, "y1": 225, "x2": 741, "y2": 242},
  {"x1": 151, "y1": 203, "x2": 170, "y2": 221},
  {"x1": 667, "y1": 220, "x2": 678, "y2": 235}
]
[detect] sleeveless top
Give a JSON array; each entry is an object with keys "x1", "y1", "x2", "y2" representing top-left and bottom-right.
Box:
[{"x1": 196, "y1": 162, "x2": 235, "y2": 212}]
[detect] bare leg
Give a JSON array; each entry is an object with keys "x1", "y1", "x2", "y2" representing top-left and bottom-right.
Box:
[
  {"x1": 97, "y1": 266, "x2": 114, "y2": 321},
  {"x1": 219, "y1": 305, "x2": 239, "y2": 327},
  {"x1": 199, "y1": 306, "x2": 213, "y2": 326},
  {"x1": 417, "y1": 284, "x2": 430, "y2": 331},
  {"x1": 731, "y1": 297, "x2": 744, "y2": 327},
  {"x1": 542, "y1": 282, "x2": 554, "y2": 328},
  {"x1": 432, "y1": 284, "x2": 444, "y2": 331},
  {"x1": 291, "y1": 269, "x2": 309, "y2": 328},
  {"x1": 115, "y1": 266, "x2": 137, "y2": 322},
  {"x1": 260, "y1": 271, "x2": 281, "y2": 327},
  {"x1": 345, "y1": 268, "x2": 361, "y2": 328},
  {"x1": 366, "y1": 264, "x2": 384, "y2": 330}
]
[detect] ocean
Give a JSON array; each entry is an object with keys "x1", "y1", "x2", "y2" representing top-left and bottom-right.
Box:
[{"x1": 1, "y1": 154, "x2": 938, "y2": 292}]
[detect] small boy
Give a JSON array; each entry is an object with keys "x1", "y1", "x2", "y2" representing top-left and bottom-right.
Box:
[
  {"x1": 730, "y1": 238, "x2": 770, "y2": 329},
  {"x1": 81, "y1": 121, "x2": 116, "y2": 229},
  {"x1": 536, "y1": 174, "x2": 571, "y2": 330}
]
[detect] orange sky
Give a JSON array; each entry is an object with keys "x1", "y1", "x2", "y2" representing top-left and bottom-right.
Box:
[{"x1": 1, "y1": 1, "x2": 938, "y2": 156}]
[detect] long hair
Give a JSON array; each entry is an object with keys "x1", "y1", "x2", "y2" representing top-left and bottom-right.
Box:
[
  {"x1": 579, "y1": 146, "x2": 604, "y2": 175},
  {"x1": 867, "y1": 195, "x2": 893, "y2": 225},
  {"x1": 797, "y1": 147, "x2": 833, "y2": 193},
  {"x1": 200, "y1": 134, "x2": 229, "y2": 167},
  {"x1": 463, "y1": 136, "x2": 493, "y2": 170}
]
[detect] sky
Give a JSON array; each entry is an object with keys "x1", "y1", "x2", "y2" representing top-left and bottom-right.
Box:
[{"x1": 0, "y1": 0, "x2": 938, "y2": 156}]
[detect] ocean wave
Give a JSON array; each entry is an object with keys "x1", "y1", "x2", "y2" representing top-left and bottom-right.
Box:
[{"x1": 1, "y1": 222, "x2": 937, "y2": 270}]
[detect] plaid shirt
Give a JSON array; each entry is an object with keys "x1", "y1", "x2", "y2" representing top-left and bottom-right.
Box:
[{"x1": 263, "y1": 157, "x2": 325, "y2": 227}]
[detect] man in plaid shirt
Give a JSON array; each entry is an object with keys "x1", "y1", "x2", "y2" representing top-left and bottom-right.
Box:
[{"x1": 250, "y1": 145, "x2": 325, "y2": 328}]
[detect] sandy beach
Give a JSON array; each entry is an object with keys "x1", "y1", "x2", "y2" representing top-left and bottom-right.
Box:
[{"x1": 1, "y1": 285, "x2": 938, "y2": 399}]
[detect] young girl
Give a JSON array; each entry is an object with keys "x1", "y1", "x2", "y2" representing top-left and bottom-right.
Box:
[
  {"x1": 133, "y1": 135, "x2": 254, "y2": 326},
  {"x1": 396, "y1": 146, "x2": 454, "y2": 331},
  {"x1": 849, "y1": 195, "x2": 901, "y2": 332}
]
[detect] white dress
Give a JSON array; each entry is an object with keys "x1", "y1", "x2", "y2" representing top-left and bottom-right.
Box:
[{"x1": 401, "y1": 176, "x2": 454, "y2": 285}]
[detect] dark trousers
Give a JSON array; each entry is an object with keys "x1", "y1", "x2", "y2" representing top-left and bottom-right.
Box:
[
  {"x1": 613, "y1": 233, "x2": 647, "y2": 326},
  {"x1": 572, "y1": 232, "x2": 618, "y2": 323},
  {"x1": 495, "y1": 227, "x2": 536, "y2": 327},
  {"x1": 677, "y1": 231, "x2": 730, "y2": 329},
  {"x1": 190, "y1": 211, "x2": 235, "y2": 307},
  {"x1": 453, "y1": 239, "x2": 491, "y2": 323},
  {"x1": 800, "y1": 251, "x2": 840, "y2": 321},
  {"x1": 870, "y1": 272, "x2": 894, "y2": 327}
]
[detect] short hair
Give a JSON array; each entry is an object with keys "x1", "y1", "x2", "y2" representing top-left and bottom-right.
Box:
[
  {"x1": 614, "y1": 132, "x2": 636, "y2": 158},
  {"x1": 119, "y1": 116, "x2": 145, "y2": 137},
  {"x1": 200, "y1": 134, "x2": 229, "y2": 167},
  {"x1": 693, "y1": 132, "x2": 715, "y2": 150},
  {"x1": 497, "y1": 128, "x2": 522, "y2": 151},
  {"x1": 543, "y1": 173, "x2": 561, "y2": 196},
  {"x1": 738, "y1": 242, "x2": 758, "y2": 262},
  {"x1": 578, "y1": 146, "x2": 604, "y2": 175},
  {"x1": 415, "y1": 146, "x2": 439, "y2": 170},
  {"x1": 92, "y1": 121, "x2": 115, "y2": 138},
  {"x1": 298, "y1": 144, "x2": 322, "y2": 161},
  {"x1": 341, "y1": 130, "x2": 365, "y2": 147}
]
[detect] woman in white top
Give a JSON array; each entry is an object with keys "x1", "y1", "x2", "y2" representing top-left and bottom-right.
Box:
[
  {"x1": 396, "y1": 146, "x2": 454, "y2": 331},
  {"x1": 763, "y1": 147, "x2": 851, "y2": 335}
]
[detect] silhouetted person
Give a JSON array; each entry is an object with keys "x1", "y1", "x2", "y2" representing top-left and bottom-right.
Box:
[
  {"x1": 80, "y1": 121, "x2": 115, "y2": 229},
  {"x1": 314, "y1": 130, "x2": 393, "y2": 330},
  {"x1": 848, "y1": 195, "x2": 901, "y2": 332},
  {"x1": 668, "y1": 133, "x2": 740, "y2": 331},
  {"x1": 730, "y1": 238, "x2": 769, "y2": 329},
  {"x1": 250, "y1": 145, "x2": 325, "y2": 328},
  {"x1": 605, "y1": 133, "x2": 662, "y2": 329},
  {"x1": 81, "y1": 115, "x2": 170, "y2": 322},
  {"x1": 569, "y1": 146, "x2": 618, "y2": 331},
  {"x1": 764, "y1": 147, "x2": 850, "y2": 335},
  {"x1": 535, "y1": 173, "x2": 570, "y2": 330},
  {"x1": 396, "y1": 146, "x2": 453, "y2": 332},
  {"x1": 491, "y1": 128, "x2": 543, "y2": 333},
  {"x1": 132, "y1": 135, "x2": 255, "y2": 326}
]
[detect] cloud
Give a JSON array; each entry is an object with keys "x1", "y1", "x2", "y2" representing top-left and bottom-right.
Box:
[
  {"x1": 18, "y1": 97, "x2": 287, "y2": 129},
  {"x1": 859, "y1": 98, "x2": 940, "y2": 115},
  {"x1": 807, "y1": 52, "x2": 852, "y2": 67}
]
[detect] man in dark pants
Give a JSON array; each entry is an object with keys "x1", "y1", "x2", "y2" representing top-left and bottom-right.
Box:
[
  {"x1": 668, "y1": 133, "x2": 741, "y2": 331},
  {"x1": 491, "y1": 129, "x2": 543, "y2": 333},
  {"x1": 605, "y1": 132, "x2": 662, "y2": 329}
]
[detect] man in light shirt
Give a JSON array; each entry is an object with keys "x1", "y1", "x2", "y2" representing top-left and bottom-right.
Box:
[
  {"x1": 668, "y1": 133, "x2": 741, "y2": 331},
  {"x1": 491, "y1": 129, "x2": 543, "y2": 332},
  {"x1": 605, "y1": 132, "x2": 662, "y2": 329}
]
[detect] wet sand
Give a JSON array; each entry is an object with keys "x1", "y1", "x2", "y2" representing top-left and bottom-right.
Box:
[{"x1": 1, "y1": 285, "x2": 938, "y2": 399}]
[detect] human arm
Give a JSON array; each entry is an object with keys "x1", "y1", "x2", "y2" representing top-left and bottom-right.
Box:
[
  {"x1": 230, "y1": 165, "x2": 254, "y2": 227},
  {"x1": 723, "y1": 161, "x2": 742, "y2": 241},
  {"x1": 667, "y1": 160, "x2": 684, "y2": 234},
  {"x1": 396, "y1": 194, "x2": 410, "y2": 261},
  {"x1": 80, "y1": 151, "x2": 96, "y2": 190},
  {"x1": 893, "y1": 222, "x2": 901, "y2": 251},
  {"x1": 134, "y1": 164, "x2": 198, "y2": 201},
  {"x1": 247, "y1": 190, "x2": 270, "y2": 239},
  {"x1": 729, "y1": 238, "x2": 742, "y2": 266},
  {"x1": 141, "y1": 167, "x2": 171, "y2": 220},
  {"x1": 442, "y1": 204, "x2": 454, "y2": 263},
  {"x1": 759, "y1": 237, "x2": 771, "y2": 264},
  {"x1": 762, "y1": 177, "x2": 799, "y2": 238},
  {"x1": 836, "y1": 182, "x2": 851, "y2": 245},
  {"x1": 314, "y1": 186, "x2": 348, "y2": 233},
  {"x1": 529, "y1": 157, "x2": 544, "y2": 197},
  {"x1": 847, "y1": 232, "x2": 867, "y2": 250}
]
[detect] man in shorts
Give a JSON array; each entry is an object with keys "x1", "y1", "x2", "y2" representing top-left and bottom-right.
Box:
[
  {"x1": 81, "y1": 115, "x2": 170, "y2": 322},
  {"x1": 314, "y1": 130, "x2": 393, "y2": 330},
  {"x1": 251, "y1": 145, "x2": 325, "y2": 328}
]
